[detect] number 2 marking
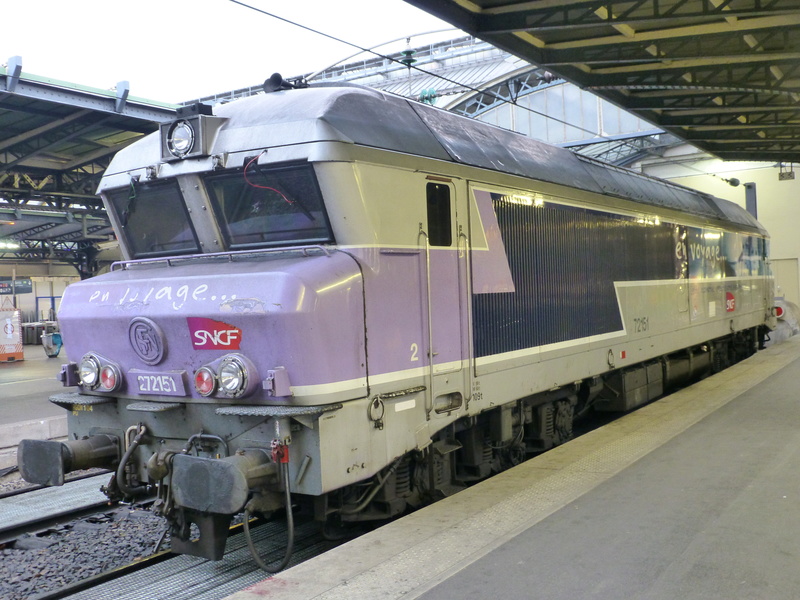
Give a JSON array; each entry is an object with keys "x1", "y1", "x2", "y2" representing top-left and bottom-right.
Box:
[{"x1": 410, "y1": 343, "x2": 419, "y2": 362}]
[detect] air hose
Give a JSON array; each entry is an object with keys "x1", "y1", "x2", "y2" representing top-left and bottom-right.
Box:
[
  {"x1": 339, "y1": 458, "x2": 401, "y2": 515},
  {"x1": 116, "y1": 424, "x2": 149, "y2": 497},
  {"x1": 244, "y1": 460, "x2": 295, "y2": 572}
]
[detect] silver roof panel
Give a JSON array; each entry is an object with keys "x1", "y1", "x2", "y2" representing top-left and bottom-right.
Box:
[{"x1": 104, "y1": 86, "x2": 766, "y2": 235}]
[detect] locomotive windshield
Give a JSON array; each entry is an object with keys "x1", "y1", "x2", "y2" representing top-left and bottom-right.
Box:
[
  {"x1": 106, "y1": 179, "x2": 199, "y2": 258},
  {"x1": 204, "y1": 162, "x2": 333, "y2": 249}
]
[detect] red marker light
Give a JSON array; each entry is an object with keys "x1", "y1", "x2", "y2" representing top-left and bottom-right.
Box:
[
  {"x1": 100, "y1": 366, "x2": 118, "y2": 391},
  {"x1": 776, "y1": 306, "x2": 785, "y2": 319},
  {"x1": 195, "y1": 367, "x2": 216, "y2": 396}
]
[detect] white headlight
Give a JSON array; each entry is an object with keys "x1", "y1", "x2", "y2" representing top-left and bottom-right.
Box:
[
  {"x1": 79, "y1": 355, "x2": 101, "y2": 389},
  {"x1": 218, "y1": 356, "x2": 247, "y2": 397},
  {"x1": 167, "y1": 120, "x2": 195, "y2": 157}
]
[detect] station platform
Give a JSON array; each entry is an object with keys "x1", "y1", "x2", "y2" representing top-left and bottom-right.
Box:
[
  {"x1": 4, "y1": 335, "x2": 800, "y2": 598},
  {"x1": 227, "y1": 335, "x2": 800, "y2": 600},
  {"x1": 0, "y1": 345, "x2": 68, "y2": 469}
]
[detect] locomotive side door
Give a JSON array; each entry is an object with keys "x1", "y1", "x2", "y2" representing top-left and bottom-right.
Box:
[{"x1": 421, "y1": 177, "x2": 471, "y2": 418}]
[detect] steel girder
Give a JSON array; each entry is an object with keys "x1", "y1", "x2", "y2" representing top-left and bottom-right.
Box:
[
  {"x1": 0, "y1": 59, "x2": 176, "y2": 268},
  {"x1": 405, "y1": 0, "x2": 800, "y2": 162}
]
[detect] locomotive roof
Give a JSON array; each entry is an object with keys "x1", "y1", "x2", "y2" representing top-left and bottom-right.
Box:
[
  {"x1": 109, "y1": 86, "x2": 765, "y2": 235},
  {"x1": 213, "y1": 86, "x2": 765, "y2": 235}
]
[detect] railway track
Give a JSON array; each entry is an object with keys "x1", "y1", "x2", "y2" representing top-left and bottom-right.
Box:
[
  {"x1": 0, "y1": 404, "x2": 645, "y2": 599},
  {"x1": 19, "y1": 515, "x2": 346, "y2": 600},
  {"x1": 0, "y1": 471, "x2": 349, "y2": 600},
  {"x1": 24, "y1": 549, "x2": 175, "y2": 600},
  {"x1": 0, "y1": 475, "x2": 162, "y2": 600},
  {"x1": 0, "y1": 499, "x2": 118, "y2": 548},
  {"x1": 0, "y1": 474, "x2": 112, "y2": 543},
  {"x1": 0, "y1": 469, "x2": 109, "y2": 501}
]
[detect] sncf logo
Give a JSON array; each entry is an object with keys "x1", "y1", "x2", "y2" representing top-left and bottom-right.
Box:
[
  {"x1": 725, "y1": 292, "x2": 736, "y2": 313},
  {"x1": 187, "y1": 317, "x2": 242, "y2": 350}
]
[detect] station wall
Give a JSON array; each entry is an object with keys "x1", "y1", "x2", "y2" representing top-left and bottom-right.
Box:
[{"x1": 0, "y1": 263, "x2": 79, "y2": 323}]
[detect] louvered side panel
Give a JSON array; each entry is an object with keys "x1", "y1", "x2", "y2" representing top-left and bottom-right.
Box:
[{"x1": 473, "y1": 193, "x2": 677, "y2": 359}]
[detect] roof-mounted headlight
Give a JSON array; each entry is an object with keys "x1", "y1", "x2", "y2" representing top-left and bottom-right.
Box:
[
  {"x1": 159, "y1": 103, "x2": 227, "y2": 162},
  {"x1": 166, "y1": 120, "x2": 195, "y2": 158}
]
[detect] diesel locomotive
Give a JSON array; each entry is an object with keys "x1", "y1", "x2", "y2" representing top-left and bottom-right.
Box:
[{"x1": 18, "y1": 79, "x2": 775, "y2": 566}]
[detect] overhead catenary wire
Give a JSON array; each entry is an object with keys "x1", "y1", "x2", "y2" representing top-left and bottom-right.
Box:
[
  {"x1": 227, "y1": 1, "x2": 643, "y2": 148},
  {"x1": 226, "y1": 0, "x2": 739, "y2": 184}
]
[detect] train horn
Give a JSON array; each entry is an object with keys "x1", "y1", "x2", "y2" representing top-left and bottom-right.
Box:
[{"x1": 263, "y1": 73, "x2": 307, "y2": 93}]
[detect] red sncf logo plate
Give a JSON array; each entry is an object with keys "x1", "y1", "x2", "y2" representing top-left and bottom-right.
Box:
[
  {"x1": 725, "y1": 292, "x2": 736, "y2": 313},
  {"x1": 187, "y1": 317, "x2": 242, "y2": 350}
]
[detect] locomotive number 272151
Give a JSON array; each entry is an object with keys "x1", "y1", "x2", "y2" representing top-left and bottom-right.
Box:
[{"x1": 137, "y1": 374, "x2": 178, "y2": 393}]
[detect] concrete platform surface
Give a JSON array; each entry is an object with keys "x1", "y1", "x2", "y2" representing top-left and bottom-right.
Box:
[
  {"x1": 0, "y1": 344, "x2": 67, "y2": 425},
  {"x1": 225, "y1": 335, "x2": 800, "y2": 600},
  {"x1": 0, "y1": 345, "x2": 68, "y2": 468}
]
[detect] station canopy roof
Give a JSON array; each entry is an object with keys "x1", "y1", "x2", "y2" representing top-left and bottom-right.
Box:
[
  {"x1": 4, "y1": 3, "x2": 800, "y2": 270},
  {"x1": 0, "y1": 58, "x2": 176, "y2": 271},
  {"x1": 405, "y1": 0, "x2": 800, "y2": 163}
]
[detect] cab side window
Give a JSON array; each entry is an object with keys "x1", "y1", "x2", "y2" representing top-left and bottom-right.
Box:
[{"x1": 426, "y1": 182, "x2": 452, "y2": 247}]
